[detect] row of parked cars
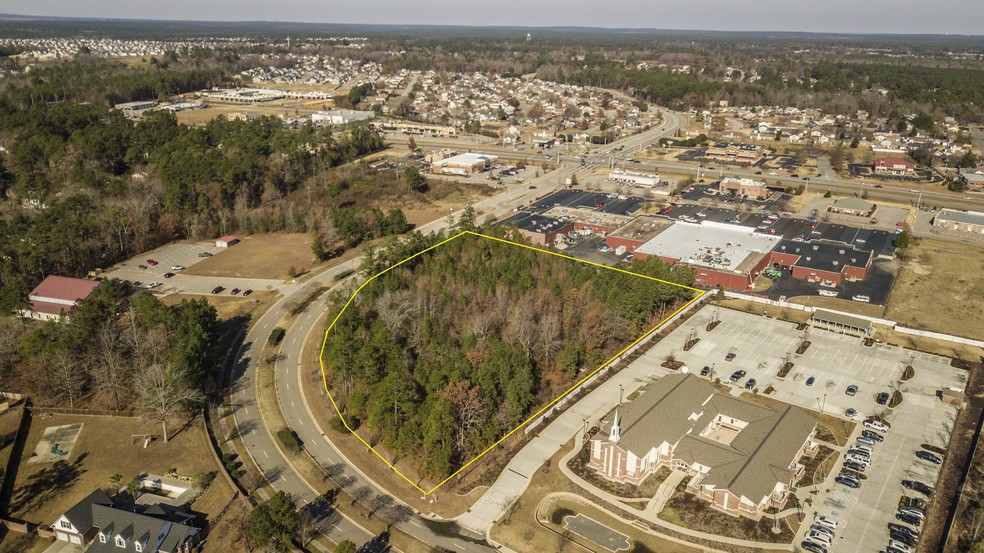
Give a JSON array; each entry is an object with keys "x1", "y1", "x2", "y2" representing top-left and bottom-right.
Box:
[{"x1": 802, "y1": 514, "x2": 839, "y2": 553}]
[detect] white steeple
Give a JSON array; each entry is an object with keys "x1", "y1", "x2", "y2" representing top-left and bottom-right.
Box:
[{"x1": 609, "y1": 409, "x2": 621, "y2": 442}]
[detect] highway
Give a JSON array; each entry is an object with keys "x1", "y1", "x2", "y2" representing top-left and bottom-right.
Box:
[
  {"x1": 227, "y1": 105, "x2": 982, "y2": 551},
  {"x1": 224, "y1": 109, "x2": 689, "y2": 551}
]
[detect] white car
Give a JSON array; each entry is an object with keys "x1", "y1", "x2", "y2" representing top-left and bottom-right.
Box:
[
  {"x1": 807, "y1": 531, "x2": 833, "y2": 547},
  {"x1": 864, "y1": 419, "x2": 890, "y2": 432},
  {"x1": 147, "y1": 282, "x2": 163, "y2": 288},
  {"x1": 888, "y1": 540, "x2": 912, "y2": 553},
  {"x1": 171, "y1": 265, "x2": 185, "y2": 271},
  {"x1": 814, "y1": 514, "x2": 839, "y2": 530}
]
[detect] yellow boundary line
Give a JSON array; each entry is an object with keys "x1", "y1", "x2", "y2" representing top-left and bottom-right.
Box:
[{"x1": 317, "y1": 230, "x2": 705, "y2": 495}]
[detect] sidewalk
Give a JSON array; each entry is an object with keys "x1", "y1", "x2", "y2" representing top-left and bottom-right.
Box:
[{"x1": 557, "y1": 432, "x2": 795, "y2": 551}]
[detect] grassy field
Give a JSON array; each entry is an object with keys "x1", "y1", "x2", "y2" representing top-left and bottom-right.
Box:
[
  {"x1": 183, "y1": 234, "x2": 322, "y2": 280},
  {"x1": 7, "y1": 414, "x2": 223, "y2": 528},
  {"x1": 161, "y1": 291, "x2": 278, "y2": 321},
  {"x1": 886, "y1": 237, "x2": 984, "y2": 341},
  {"x1": 786, "y1": 294, "x2": 888, "y2": 319}
]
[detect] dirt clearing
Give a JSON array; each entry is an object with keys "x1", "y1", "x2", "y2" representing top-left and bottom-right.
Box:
[
  {"x1": 183, "y1": 234, "x2": 321, "y2": 280},
  {"x1": 885, "y1": 238, "x2": 984, "y2": 341}
]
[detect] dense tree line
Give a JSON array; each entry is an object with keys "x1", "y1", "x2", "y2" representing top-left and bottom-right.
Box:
[
  {"x1": 0, "y1": 286, "x2": 216, "y2": 419},
  {"x1": 322, "y1": 228, "x2": 694, "y2": 479},
  {"x1": 0, "y1": 62, "x2": 393, "y2": 312}
]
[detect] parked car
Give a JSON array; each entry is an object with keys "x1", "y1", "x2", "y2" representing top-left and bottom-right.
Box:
[
  {"x1": 898, "y1": 506, "x2": 925, "y2": 520},
  {"x1": 814, "y1": 515, "x2": 839, "y2": 530},
  {"x1": 806, "y1": 531, "x2": 832, "y2": 547},
  {"x1": 725, "y1": 351, "x2": 737, "y2": 361},
  {"x1": 230, "y1": 288, "x2": 241, "y2": 295},
  {"x1": 862, "y1": 429, "x2": 885, "y2": 442},
  {"x1": 146, "y1": 259, "x2": 158, "y2": 266},
  {"x1": 171, "y1": 265, "x2": 185, "y2": 271},
  {"x1": 243, "y1": 289, "x2": 253, "y2": 297},
  {"x1": 846, "y1": 384, "x2": 859, "y2": 396},
  {"x1": 857, "y1": 435, "x2": 877, "y2": 447},
  {"x1": 896, "y1": 512, "x2": 921, "y2": 526},
  {"x1": 138, "y1": 264, "x2": 148, "y2": 270},
  {"x1": 198, "y1": 251, "x2": 213, "y2": 257},
  {"x1": 729, "y1": 370, "x2": 747, "y2": 382},
  {"x1": 888, "y1": 539, "x2": 913, "y2": 553},
  {"x1": 700, "y1": 366, "x2": 711, "y2": 377},
  {"x1": 844, "y1": 460, "x2": 867, "y2": 472},
  {"x1": 800, "y1": 541, "x2": 827, "y2": 553},
  {"x1": 877, "y1": 392, "x2": 890, "y2": 405},
  {"x1": 890, "y1": 531, "x2": 916, "y2": 547},
  {"x1": 845, "y1": 408, "x2": 857, "y2": 418},
  {"x1": 847, "y1": 444, "x2": 874, "y2": 456},
  {"x1": 901, "y1": 480, "x2": 933, "y2": 496},
  {"x1": 211, "y1": 286, "x2": 223, "y2": 294},
  {"x1": 810, "y1": 524, "x2": 835, "y2": 539},
  {"x1": 864, "y1": 419, "x2": 891, "y2": 432},
  {"x1": 836, "y1": 475, "x2": 861, "y2": 488},
  {"x1": 147, "y1": 282, "x2": 162, "y2": 288},
  {"x1": 806, "y1": 376, "x2": 816, "y2": 386},
  {"x1": 889, "y1": 523, "x2": 919, "y2": 537},
  {"x1": 744, "y1": 378, "x2": 757, "y2": 390},
  {"x1": 163, "y1": 272, "x2": 175, "y2": 278},
  {"x1": 916, "y1": 451, "x2": 942, "y2": 464},
  {"x1": 845, "y1": 453, "x2": 870, "y2": 465}
]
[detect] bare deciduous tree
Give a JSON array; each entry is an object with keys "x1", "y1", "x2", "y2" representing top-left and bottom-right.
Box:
[
  {"x1": 95, "y1": 324, "x2": 132, "y2": 410},
  {"x1": 134, "y1": 363, "x2": 204, "y2": 442}
]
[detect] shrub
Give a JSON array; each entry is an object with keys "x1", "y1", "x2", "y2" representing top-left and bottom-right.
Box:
[
  {"x1": 268, "y1": 327, "x2": 286, "y2": 345},
  {"x1": 277, "y1": 429, "x2": 301, "y2": 454}
]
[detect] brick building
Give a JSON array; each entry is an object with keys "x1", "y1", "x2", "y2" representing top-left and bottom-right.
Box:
[
  {"x1": 872, "y1": 157, "x2": 915, "y2": 176},
  {"x1": 769, "y1": 240, "x2": 874, "y2": 287},
  {"x1": 590, "y1": 374, "x2": 817, "y2": 518},
  {"x1": 719, "y1": 177, "x2": 768, "y2": 199}
]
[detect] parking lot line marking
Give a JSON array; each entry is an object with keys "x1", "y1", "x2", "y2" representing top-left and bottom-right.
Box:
[{"x1": 264, "y1": 450, "x2": 268, "y2": 458}]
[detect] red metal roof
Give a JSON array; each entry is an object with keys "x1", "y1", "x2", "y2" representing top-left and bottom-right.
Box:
[
  {"x1": 28, "y1": 300, "x2": 73, "y2": 317},
  {"x1": 29, "y1": 275, "x2": 100, "y2": 303},
  {"x1": 217, "y1": 235, "x2": 238, "y2": 243}
]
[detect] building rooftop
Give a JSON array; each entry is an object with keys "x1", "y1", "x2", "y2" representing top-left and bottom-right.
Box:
[
  {"x1": 831, "y1": 197, "x2": 875, "y2": 211},
  {"x1": 29, "y1": 275, "x2": 100, "y2": 303},
  {"x1": 542, "y1": 206, "x2": 633, "y2": 231},
  {"x1": 774, "y1": 240, "x2": 873, "y2": 273},
  {"x1": 434, "y1": 152, "x2": 498, "y2": 166},
  {"x1": 811, "y1": 309, "x2": 872, "y2": 331},
  {"x1": 936, "y1": 209, "x2": 984, "y2": 226},
  {"x1": 635, "y1": 221, "x2": 781, "y2": 273},
  {"x1": 608, "y1": 216, "x2": 675, "y2": 243},
  {"x1": 601, "y1": 373, "x2": 815, "y2": 506}
]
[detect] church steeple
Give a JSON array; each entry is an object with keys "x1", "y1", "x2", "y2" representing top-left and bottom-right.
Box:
[{"x1": 609, "y1": 409, "x2": 621, "y2": 442}]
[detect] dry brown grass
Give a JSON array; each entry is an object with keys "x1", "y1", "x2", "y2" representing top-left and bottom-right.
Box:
[
  {"x1": 785, "y1": 295, "x2": 887, "y2": 319},
  {"x1": 183, "y1": 234, "x2": 322, "y2": 281},
  {"x1": 885, "y1": 238, "x2": 984, "y2": 342},
  {"x1": 8, "y1": 414, "x2": 222, "y2": 527},
  {"x1": 715, "y1": 299, "x2": 813, "y2": 324},
  {"x1": 0, "y1": 532, "x2": 53, "y2": 553},
  {"x1": 161, "y1": 292, "x2": 278, "y2": 321}
]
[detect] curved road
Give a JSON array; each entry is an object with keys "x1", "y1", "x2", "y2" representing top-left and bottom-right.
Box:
[{"x1": 227, "y1": 108, "x2": 690, "y2": 551}]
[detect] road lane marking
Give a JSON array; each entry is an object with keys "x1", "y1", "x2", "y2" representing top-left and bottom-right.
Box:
[
  {"x1": 264, "y1": 451, "x2": 268, "y2": 458},
  {"x1": 281, "y1": 475, "x2": 287, "y2": 482}
]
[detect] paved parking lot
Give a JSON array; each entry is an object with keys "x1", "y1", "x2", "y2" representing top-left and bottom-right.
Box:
[
  {"x1": 101, "y1": 241, "x2": 295, "y2": 296},
  {"x1": 658, "y1": 308, "x2": 964, "y2": 553}
]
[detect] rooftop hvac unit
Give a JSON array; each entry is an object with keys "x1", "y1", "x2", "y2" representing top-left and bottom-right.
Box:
[
  {"x1": 839, "y1": 249, "x2": 845, "y2": 254},
  {"x1": 833, "y1": 261, "x2": 839, "y2": 266},
  {"x1": 813, "y1": 245, "x2": 819, "y2": 250},
  {"x1": 806, "y1": 256, "x2": 812, "y2": 261}
]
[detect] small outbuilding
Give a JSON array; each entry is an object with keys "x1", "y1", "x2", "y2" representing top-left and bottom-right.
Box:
[{"x1": 215, "y1": 236, "x2": 240, "y2": 248}]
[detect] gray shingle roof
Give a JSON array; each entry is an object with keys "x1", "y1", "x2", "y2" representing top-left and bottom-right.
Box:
[
  {"x1": 601, "y1": 373, "x2": 815, "y2": 505},
  {"x1": 61, "y1": 489, "x2": 113, "y2": 533}
]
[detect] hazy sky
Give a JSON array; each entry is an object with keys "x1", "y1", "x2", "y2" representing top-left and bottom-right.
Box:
[{"x1": 3, "y1": 0, "x2": 983, "y2": 36}]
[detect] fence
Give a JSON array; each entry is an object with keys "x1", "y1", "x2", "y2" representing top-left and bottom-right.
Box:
[
  {"x1": 724, "y1": 290, "x2": 984, "y2": 348},
  {"x1": 29, "y1": 406, "x2": 137, "y2": 418}
]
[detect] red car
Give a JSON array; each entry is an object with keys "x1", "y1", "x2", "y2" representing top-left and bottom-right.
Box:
[
  {"x1": 146, "y1": 259, "x2": 158, "y2": 266},
  {"x1": 230, "y1": 288, "x2": 241, "y2": 295}
]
